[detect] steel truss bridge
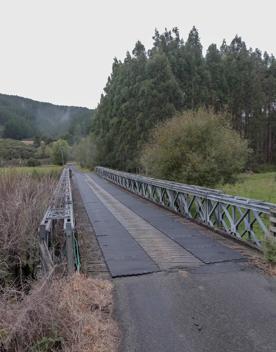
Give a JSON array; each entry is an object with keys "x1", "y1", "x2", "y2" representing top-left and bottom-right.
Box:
[
  {"x1": 39, "y1": 167, "x2": 80, "y2": 274},
  {"x1": 96, "y1": 166, "x2": 276, "y2": 250}
]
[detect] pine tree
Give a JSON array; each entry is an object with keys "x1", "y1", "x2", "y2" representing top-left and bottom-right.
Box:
[{"x1": 91, "y1": 27, "x2": 276, "y2": 169}]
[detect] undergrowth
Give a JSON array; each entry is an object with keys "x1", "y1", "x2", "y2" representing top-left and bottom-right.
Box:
[
  {"x1": 0, "y1": 169, "x2": 58, "y2": 288},
  {"x1": 263, "y1": 237, "x2": 276, "y2": 263},
  {"x1": 0, "y1": 273, "x2": 119, "y2": 352},
  {"x1": 0, "y1": 167, "x2": 119, "y2": 352}
]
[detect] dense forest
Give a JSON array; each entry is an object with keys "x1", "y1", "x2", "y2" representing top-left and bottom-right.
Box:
[
  {"x1": 0, "y1": 93, "x2": 94, "y2": 140},
  {"x1": 92, "y1": 27, "x2": 276, "y2": 171}
]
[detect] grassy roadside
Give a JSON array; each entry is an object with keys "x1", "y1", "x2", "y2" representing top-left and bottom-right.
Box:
[
  {"x1": 0, "y1": 165, "x2": 62, "y2": 176},
  {"x1": 219, "y1": 172, "x2": 276, "y2": 204},
  {"x1": 218, "y1": 171, "x2": 276, "y2": 265}
]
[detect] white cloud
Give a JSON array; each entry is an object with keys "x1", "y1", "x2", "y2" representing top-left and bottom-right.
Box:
[{"x1": 0, "y1": 0, "x2": 275, "y2": 108}]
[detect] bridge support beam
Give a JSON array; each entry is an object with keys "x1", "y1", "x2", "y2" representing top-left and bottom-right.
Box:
[
  {"x1": 65, "y1": 222, "x2": 75, "y2": 274},
  {"x1": 270, "y1": 209, "x2": 276, "y2": 237}
]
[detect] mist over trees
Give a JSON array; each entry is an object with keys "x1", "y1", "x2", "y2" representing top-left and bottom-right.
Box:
[
  {"x1": 92, "y1": 27, "x2": 276, "y2": 171},
  {"x1": 73, "y1": 135, "x2": 97, "y2": 169},
  {"x1": 0, "y1": 93, "x2": 94, "y2": 140}
]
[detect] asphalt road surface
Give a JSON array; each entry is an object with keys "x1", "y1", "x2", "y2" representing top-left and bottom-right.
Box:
[{"x1": 74, "y1": 170, "x2": 276, "y2": 352}]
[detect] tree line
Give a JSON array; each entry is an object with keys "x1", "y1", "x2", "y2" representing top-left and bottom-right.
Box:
[
  {"x1": 91, "y1": 27, "x2": 276, "y2": 171},
  {"x1": 0, "y1": 93, "x2": 93, "y2": 141}
]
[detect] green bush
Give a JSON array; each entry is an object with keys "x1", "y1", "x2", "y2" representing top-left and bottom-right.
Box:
[
  {"x1": 140, "y1": 109, "x2": 251, "y2": 187},
  {"x1": 72, "y1": 135, "x2": 97, "y2": 170},
  {"x1": 0, "y1": 138, "x2": 35, "y2": 160},
  {"x1": 50, "y1": 139, "x2": 69, "y2": 165},
  {"x1": 26, "y1": 158, "x2": 41, "y2": 167}
]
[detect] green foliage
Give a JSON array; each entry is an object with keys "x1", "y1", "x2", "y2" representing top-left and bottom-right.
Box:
[
  {"x1": 35, "y1": 141, "x2": 51, "y2": 159},
  {"x1": 263, "y1": 237, "x2": 276, "y2": 263},
  {"x1": 0, "y1": 93, "x2": 93, "y2": 139},
  {"x1": 63, "y1": 109, "x2": 95, "y2": 145},
  {"x1": 73, "y1": 135, "x2": 97, "y2": 169},
  {"x1": 92, "y1": 26, "x2": 276, "y2": 173},
  {"x1": 30, "y1": 336, "x2": 64, "y2": 352},
  {"x1": 3, "y1": 117, "x2": 34, "y2": 139},
  {"x1": 93, "y1": 44, "x2": 183, "y2": 170},
  {"x1": 0, "y1": 138, "x2": 35, "y2": 161},
  {"x1": 26, "y1": 158, "x2": 41, "y2": 167},
  {"x1": 50, "y1": 139, "x2": 69, "y2": 165},
  {"x1": 140, "y1": 110, "x2": 250, "y2": 187}
]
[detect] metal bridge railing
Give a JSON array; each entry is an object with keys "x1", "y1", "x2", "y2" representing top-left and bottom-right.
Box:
[
  {"x1": 96, "y1": 166, "x2": 276, "y2": 250},
  {"x1": 39, "y1": 167, "x2": 80, "y2": 274}
]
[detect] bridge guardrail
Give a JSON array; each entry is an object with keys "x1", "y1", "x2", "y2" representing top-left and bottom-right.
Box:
[
  {"x1": 38, "y1": 167, "x2": 80, "y2": 274},
  {"x1": 96, "y1": 166, "x2": 276, "y2": 250}
]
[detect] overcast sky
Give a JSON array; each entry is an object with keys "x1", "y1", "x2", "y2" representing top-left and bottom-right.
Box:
[{"x1": 0, "y1": 0, "x2": 275, "y2": 109}]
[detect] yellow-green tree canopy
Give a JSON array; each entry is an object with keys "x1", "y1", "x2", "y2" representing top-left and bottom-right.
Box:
[{"x1": 140, "y1": 110, "x2": 251, "y2": 186}]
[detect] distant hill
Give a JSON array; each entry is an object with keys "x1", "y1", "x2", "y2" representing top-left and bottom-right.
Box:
[{"x1": 0, "y1": 93, "x2": 94, "y2": 139}]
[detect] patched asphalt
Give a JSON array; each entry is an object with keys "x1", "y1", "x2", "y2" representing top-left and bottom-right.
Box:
[
  {"x1": 74, "y1": 170, "x2": 276, "y2": 352},
  {"x1": 115, "y1": 263, "x2": 276, "y2": 352}
]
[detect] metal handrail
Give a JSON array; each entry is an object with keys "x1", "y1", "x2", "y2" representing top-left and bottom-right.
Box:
[
  {"x1": 96, "y1": 166, "x2": 276, "y2": 249},
  {"x1": 96, "y1": 167, "x2": 276, "y2": 213},
  {"x1": 39, "y1": 167, "x2": 80, "y2": 274}
]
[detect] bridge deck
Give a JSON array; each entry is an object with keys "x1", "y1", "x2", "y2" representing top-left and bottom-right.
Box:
[
  {"x1": 74, "y1": 170, "x2": 276, "y2": 352},
  {"x1": 75, "y1": 171, "x2": 242, "y2": 277}
]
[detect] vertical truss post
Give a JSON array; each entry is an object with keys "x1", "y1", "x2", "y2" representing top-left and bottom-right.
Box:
[
  {"x1": 270, "y1": 209, "x2": 276, "y2": 238},
  {"x1": 205, "y1": 198, "x2": 209, "y2": 224},
  {"x1": 65, "y1": 221, "x2": 74, "y2": 274},
  {"x1": 39, "y1": 223, "x2": 47, "y2": 241},
  {"x1": 247, "y1": 211, "x2": 252, "y2": 241},
  {"x1": 231, "y1": 206, "x2": 236, "y2": 234},
  {"x1": 215, "y1": 202, "x2": 222, "y2": 229}
]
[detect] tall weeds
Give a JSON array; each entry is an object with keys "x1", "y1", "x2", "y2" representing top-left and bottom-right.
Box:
[
  {"x1": 0, "y1": 170, "x2": 57, "y2": 287},
  {"x1": 0, "y1": 169, "x2": 119, "y2": 352},
  {"x1": 0, "y1": 273, "x2": 119, "y2": 352}
]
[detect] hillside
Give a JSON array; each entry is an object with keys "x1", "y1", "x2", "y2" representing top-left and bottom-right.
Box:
[{"x1": 0, "y1": 93, "x2": 94, "y2": 139}]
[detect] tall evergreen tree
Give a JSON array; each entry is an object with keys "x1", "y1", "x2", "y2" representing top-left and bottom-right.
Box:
[{"x1": 92, "y1": 27, "x2": 276, "y2": 169}]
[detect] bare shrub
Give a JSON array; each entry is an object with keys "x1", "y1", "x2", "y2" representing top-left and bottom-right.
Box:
[
  {"x1": 0, "y1": 273, "x2": 119, "y2": 352},
  {"x1": 0, "y1": 170, "x2": 57, "y2": 287}
]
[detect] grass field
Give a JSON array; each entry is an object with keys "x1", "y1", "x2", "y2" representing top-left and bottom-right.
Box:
[
  {"x1": 0, "y1": 165, "x2": 62, "y2": 178},
  {"x1": 220, "y1": 172, "x2": 276, "y2": 204}
]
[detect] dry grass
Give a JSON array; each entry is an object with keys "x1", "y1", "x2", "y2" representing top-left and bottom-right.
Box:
[
  {"x1": 0, "y1": 168, "x2": 119, "y2": 352},
  {"x1": 249, "y1": 256, "x2": 276, "y2": 276},
  {"x1": 0, "y1": 170, "x2": 58, "y2": 287},
  {"x1": 0, "y1": 273, "x2": 119, "y2": 352}
]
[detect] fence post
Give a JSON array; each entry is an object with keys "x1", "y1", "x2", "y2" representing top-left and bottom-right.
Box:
[
  {"x1": 65, "y1": 221, "x2": 75, "y2": 274},
  {"x1": 38, "y1": 224, "x2": 47, "y2": 274},
  {"x1": 270, "y1": 208, "x2": 276, "y2": 237},
  {"x1": 39, "y1": 224, "x2": 47, "y2": 241}
]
